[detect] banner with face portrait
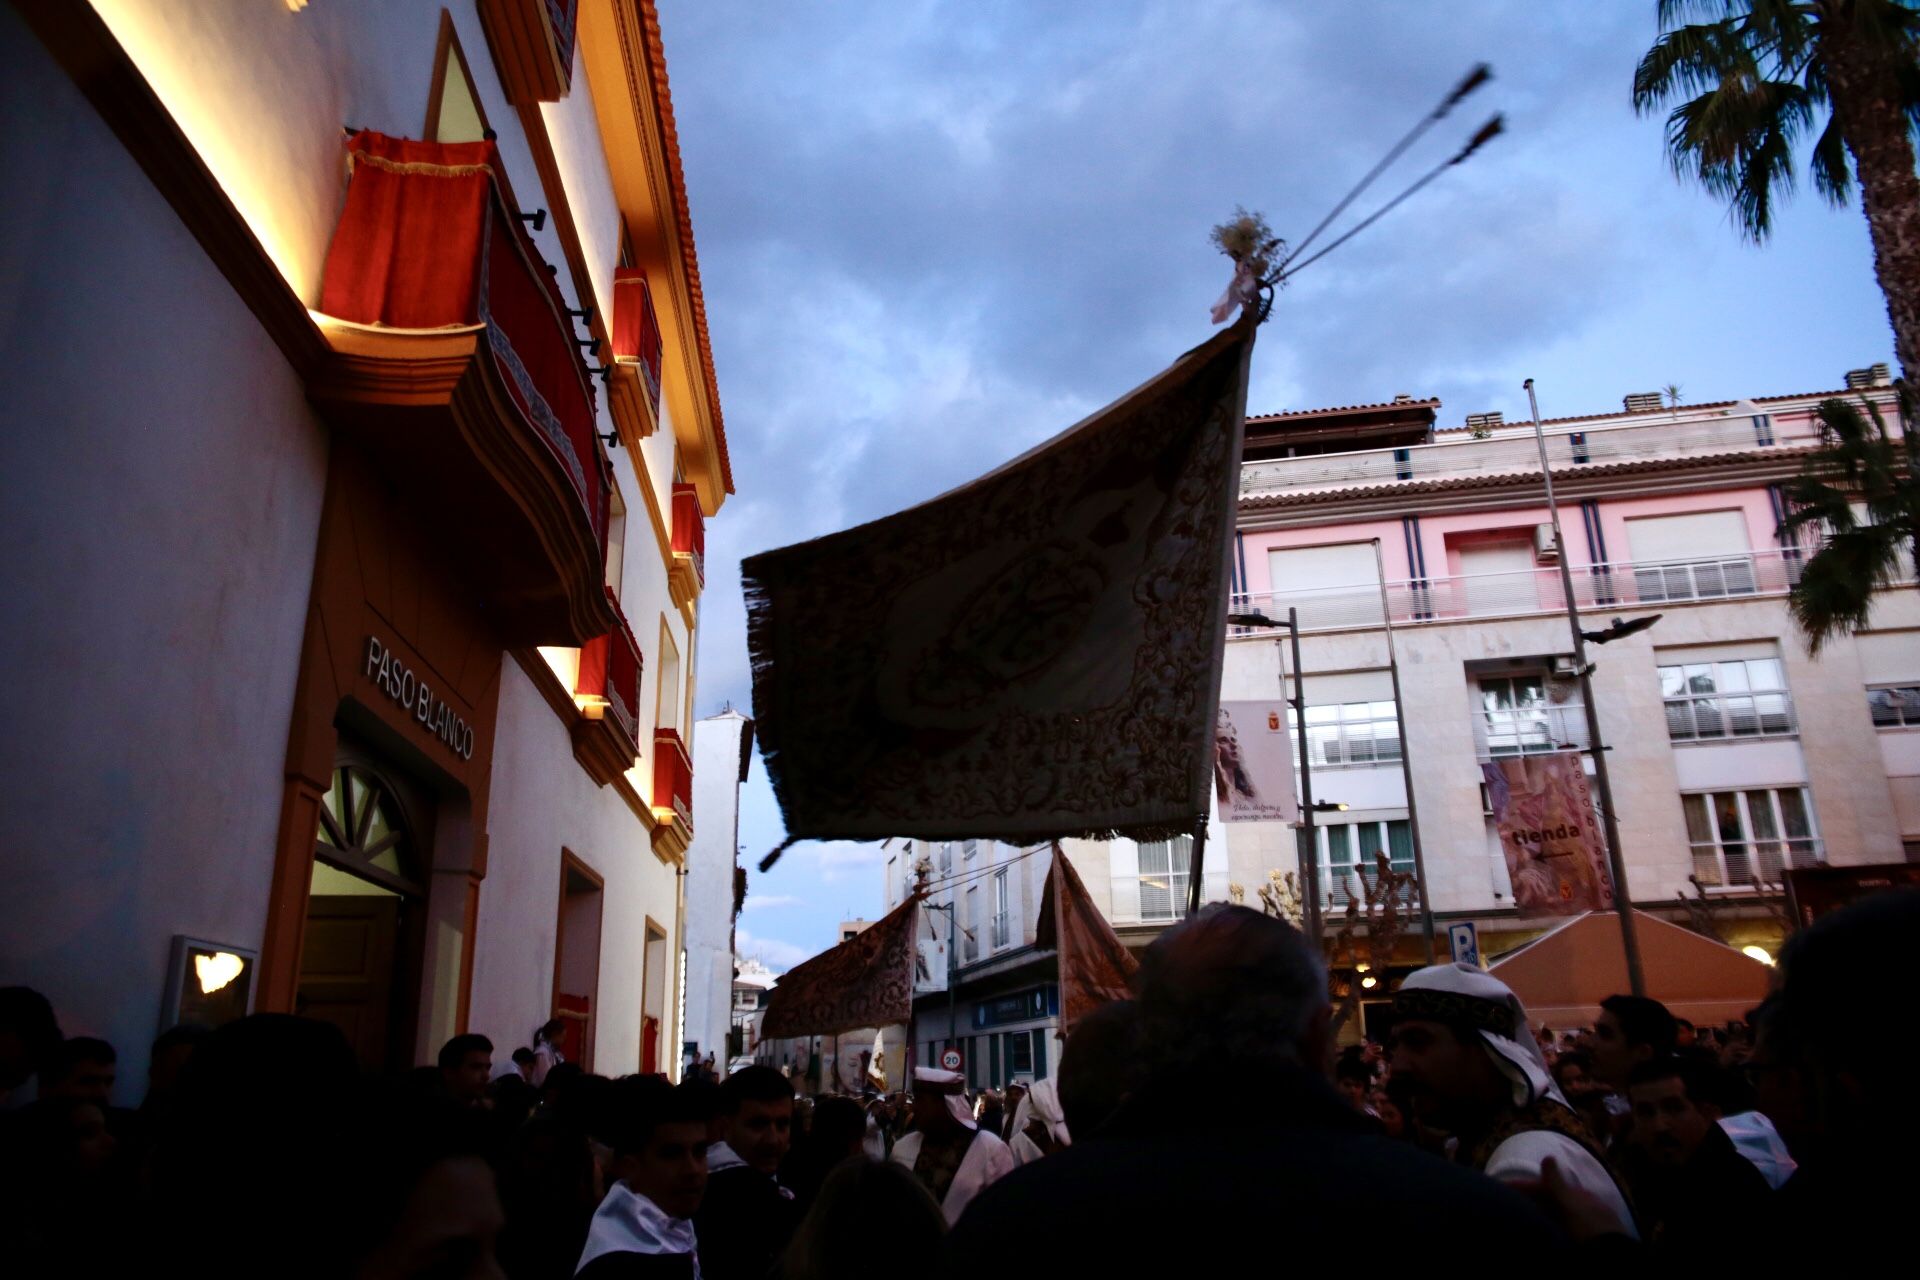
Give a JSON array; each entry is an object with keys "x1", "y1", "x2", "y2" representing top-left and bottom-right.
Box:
[
  {"x1": 1481, "y1": 753, "x2": 1613, "y2": 914},
  {"x1": 1214, "y1": 701, "x2": 1301, "y2": 825}
]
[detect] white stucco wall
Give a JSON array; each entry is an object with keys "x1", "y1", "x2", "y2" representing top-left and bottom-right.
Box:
[
  {"x1": 0, "y1": 7, "x2": 329, "y2": 1100},
  {"x1": 470, "y1": 661, "x2": 684, "y2": 1076},
  {"x1": 683, "y1": 711, "x2": 750, "y2": 1062}
]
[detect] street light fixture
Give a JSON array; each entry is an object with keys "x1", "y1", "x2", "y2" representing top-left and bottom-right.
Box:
[{"x1": 1581, "y1": 614, "x2": 1664, "y2": 646}]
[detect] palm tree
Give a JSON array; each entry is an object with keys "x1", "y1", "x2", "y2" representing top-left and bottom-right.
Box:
[
  {"x1": 1777, "y1": 393, "x2": 1920, "y2": 650},
  {"x1": 1633, "y1": 1, "x2": 1920, "y2": 380}
]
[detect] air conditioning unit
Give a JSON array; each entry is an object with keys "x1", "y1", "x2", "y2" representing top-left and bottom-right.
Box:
[
  {"x1": 1465, "y1": 411, "x2": 1503, "y2": 431},
  {"x1": 1533, "y1": 522, "x2": 1559, "y2": 562},
  {"x1": 1550, "y1": 655, "x2": 1581, "y2": 678},
  {"x1": 1623, "y1": 391, "x2": 1664, "y2": 414},
  {"x1": 1845, "y1": 362, "x2": 1891, "y2": 389}
]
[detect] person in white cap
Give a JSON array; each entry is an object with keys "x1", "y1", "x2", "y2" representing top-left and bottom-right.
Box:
[
  {"x1": 888, "y1": 1066, "x2": 1014, "y2": 1223},
  {"x1": 1388, "y1": 963, "x2": 1637, "y2": 1239},
  {"x1": 1006, "y1": 1077, "x2": 1070, "y2": 1164}
]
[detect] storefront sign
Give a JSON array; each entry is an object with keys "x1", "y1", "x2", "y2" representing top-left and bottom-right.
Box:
[
  {"x1": 365, "y1": 636, "x2": 475, "y2": 760},
  {"x1": 973, "y1": 985, "x2": 1056, "y2": 1029}
]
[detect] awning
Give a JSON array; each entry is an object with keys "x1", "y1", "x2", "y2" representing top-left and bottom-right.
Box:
[{"x1": 1488, "y1": 910, "x2": 1773, "y2": 1029}]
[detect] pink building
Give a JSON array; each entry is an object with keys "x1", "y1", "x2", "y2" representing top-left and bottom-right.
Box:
[{"x1": 1218, "y1": 372, "x2": 1918, "y2": 1002}]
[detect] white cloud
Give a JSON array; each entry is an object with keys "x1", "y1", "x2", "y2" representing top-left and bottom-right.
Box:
[
  {"x1": 733, "y1": 926, "x2": 814, "y2": 974},
  {"x1": 741, "y1": 894, "x2": 803, "y2": 911}
]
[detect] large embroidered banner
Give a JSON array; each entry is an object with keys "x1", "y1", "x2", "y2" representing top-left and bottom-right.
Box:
[
  {"x1": 1482, "y1": 752, "x2": 1614, "y2": 915},
  {"x1": 746, "y1": 319, "x2": 1256, "y2": 864},
  {"x1": 1035, "y1": 844, "x2": 1140, "y2": 1035},
  {"x1": 759, "y1": 895, "x2": 919, "y2": 1040}
]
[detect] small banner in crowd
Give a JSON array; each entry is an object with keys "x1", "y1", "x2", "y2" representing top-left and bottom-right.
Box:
[
  {"x1": 759, "y1": 896, "x2": 918, "y2": 1039},
  {"x1": 745, "y1": 318, "x2": 1256, "y2": 867},
  {"x1": 1214, "y1": 701, "x2": 1301, "y2": 824},
  {"x1": 1036, "y1": 844, "x2": 1140, "y2": 1035},
  {"x1": 1481, "y1": 753, "x2": 1613, "y2": 915}
]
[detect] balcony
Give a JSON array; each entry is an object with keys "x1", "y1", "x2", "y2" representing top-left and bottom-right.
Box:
[
  {"x1": 609, "y1": 268, "x2": 665, "y2": 442},
  {"x1": 1229, "y1": 549, "x2": 1853, "y2": 638},
  {"x1": 570, "y1": 591, "x2": 644, "y2": 786},
  {"x1": 478, "y1": 0, "x2": 579, "y2": 104},
  {"x1": 651, "y1": 726, "x2": 694, "y2": 861},
  {"x1": 309, "y1": 131, "x2": 616, "y2": 647},
  {"x1": 669, "y1": 483, "x2": 706, "y2": 607},
  {"x1": 1241, "y1": 410, "x2": 1817, "y2": 499}
]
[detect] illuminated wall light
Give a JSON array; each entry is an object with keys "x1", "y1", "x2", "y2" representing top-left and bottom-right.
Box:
[
  {"x1": 195, "y1": 951, "x2": 246, "y2": 994},
  {"x1": 287, "y1": 1, "x2": 310, "y2": 11},
  {"x1": 1359, "y1": 974, "x2": 1378, "y2": 990},
  {"x1": 1741, "y1": 945, "x2": 1775, "y2": 967}
]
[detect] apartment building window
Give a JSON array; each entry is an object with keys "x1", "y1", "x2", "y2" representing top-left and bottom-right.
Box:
[
  {"x1": 1869, "y1": 685, "x2": 1920, "y2": 728},
  {"x1": 604, "y1": 485, "x2": 627, "y2": 600},
  {"x1": 963, "y1": 839, "x2": 979, "y2": 860},
  {"x1": 991, "y1": 869, "x2": 1011, "y2": 950},
  {"x1": 1318, "y1": 820, "x2": 1414, "y2": 905},
  {"x1": 1479, "y1": 676, "x2": 1583, "y2": 756},
  {"x1": 1624, "y1": 511, "x2": 1757, "y2": 602},
  {"x1": 963, "y1": 885, "x2": 980, "y2": 962},
  {"x1": 1287, "y1": 701, "x2": 1401, "y2": 766},
  {"x1": 1109, "y1": 837, "x2": 1194, "y2": 923},
  {"x1": 937, "y1": 842, "x2": 953, "y2": 875},
  {"x1": 1682, "y1": 787, "x2": 1821, "y2": 886},
  {"x1": 1661, "y1": 657, "x2": 1794, "y2": 740}
]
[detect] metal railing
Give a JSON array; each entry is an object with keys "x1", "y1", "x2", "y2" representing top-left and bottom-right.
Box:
[
  {"x1": 1691, "y1": 839, "x2": 1824, "y2": 887},
  {"x1": 1480, "y1": 703, "x2": 1590, "y2": 757},
  {"x1": 1665, "y1": 691, "x2": 1796, "y2": 741},
  {"x1": 1242, "y1": 412, "x2": 1812, "y2": 496},
  {"x1": 1230, "y1": 549, "x2": 1825, "y2": 636},
  {"x1": 991, "y1": 912, "x2": 1011, "y2": 949}
]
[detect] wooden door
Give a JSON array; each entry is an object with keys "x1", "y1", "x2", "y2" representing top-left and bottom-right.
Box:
[{"x1": 298, "y1": 896, "x2": 401, "y2": 1069}]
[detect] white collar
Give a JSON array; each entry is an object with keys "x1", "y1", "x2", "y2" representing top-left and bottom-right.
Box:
[
  {"x1": 575, "y1": 1184, "x2": 697, "y2": 1275},
  {"x1": 707, "y1": 1140, "x2": 748, "y2": 1174}
]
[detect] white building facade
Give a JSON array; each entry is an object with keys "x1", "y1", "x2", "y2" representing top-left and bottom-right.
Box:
[
  {"x1": 682, "y1": 710, "x2": 754, "y2": 1072},
  {"x1": 0, "y1": 1, "x2": 731, "y2": 1093}
]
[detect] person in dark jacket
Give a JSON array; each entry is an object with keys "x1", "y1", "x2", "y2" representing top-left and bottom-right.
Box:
[
  {"x1": 695, "y1": 1065, "x2": 800, "y2": 1279},
  {"x1": 943, "y1": 906, "x2": 1567, "y2": 1273},
  {"x1": 1621, "y1": 1056, "x2": 1771, "y2": 1256}
]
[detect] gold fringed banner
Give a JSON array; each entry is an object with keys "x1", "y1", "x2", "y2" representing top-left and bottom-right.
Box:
[{"x1": 1036, "y1": 843, "x2": 1140, "y2": 1036}]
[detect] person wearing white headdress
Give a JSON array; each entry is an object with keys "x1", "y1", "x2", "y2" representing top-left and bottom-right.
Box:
[
  {"x1": 1388, "y1": 963, "x2": 1638, "y2": 1240},
  {"x1": 1007, "y1": 1077, "x2": 1070, "y2": 1165},
  {"x1": 888, "y1": 1066, "x2": 1015, "y2": 1224}
]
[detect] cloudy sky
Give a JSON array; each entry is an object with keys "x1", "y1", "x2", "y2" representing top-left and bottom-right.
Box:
[{"x1": 658, "y1": 1, "x2": 1895, "y2": 971}]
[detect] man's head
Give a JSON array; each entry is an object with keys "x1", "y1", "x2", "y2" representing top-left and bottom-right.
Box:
[
  {"x1": 147, "y1": 1024, "x2": 208, "y2": 1106},
  {"x1": 1626, "y1": 1057, "x2": 1723, "y2": 1168},
  {"x1": 1758, "y1": 889, "x2": 1920, "y2": 1158},
  {"x1": 606, "y1": 1076, "x2": 714, "y2": 1219},
  {"x1": 717, "y1": 1064, "x2": 794, "y2": 1174},
  {"x1": 1551, "y1": 1048, "x2": 1598, "y2": 1097},
  {"x1": 511, "y1": 1047, "x2": 535, "y2": 1081},
  {"x1": 0, "y1": 987, "x2": 62, "y2": 1095},
  {"x1": 44, "y1": 1036, "x2": 117, "y2": 1106},
  {"x1": 909, "y1": 1067, "x2": 972, "y2": 1134},
  {"x1": 435, "y1": 1034, "x2": 493, "y2": 1106},
  {"x1": 1674, "y1": 1017, "x2": 1696, "y2": 1050},
  {"x1": 1333, "y1": 1053, "x2": 1374, "y2": 1109},
  {"x1": 1387, "y1": 964, "x2": 1552, "y2": 1133},
  {"x1": 1591, "y1": 994, "x2": 1677, "y2": 1089},
  {"x1": 1135, "y1": 905, "x2": 1329, "y2": 1085},
  {"x1": 1058, "y1": 1000, "x2": 1146, "y2": 1138}
]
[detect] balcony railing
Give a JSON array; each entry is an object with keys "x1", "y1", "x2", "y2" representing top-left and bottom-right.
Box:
[
  {"x1": 1230, "y1": 549, "x2": 1838, "y2": 637},
  {"x1": 653, "y1": 726, "x2": 694, "y2": 830},
  {"x1": 613, "y1": 268, "x2": 665, "y2": 426},
  {"x1": 669, "y1": 482, "x2": 705, "y2": 607},
  {"x1": 571, "y1": 590, "x2": 644, "y2": 785},
  {"x1": 1691, "y1": 838, "x2": 1824, "y2": 888},
  {"x1": 1665, "y1": 691, "x2": 1796, "y2": 741},
  {"x1": 311, "y1": 130, "x2": 615, "y2": 646},
  {"x1": 991, "y1": 912, "x2": 1011, "y2": 949},
  {"x1": 1480, "y1": 703, "x2": 1590, "y2": 758},
  {"x1": 1242, "y1": 411, "x2": 1818, "y2": 497}
]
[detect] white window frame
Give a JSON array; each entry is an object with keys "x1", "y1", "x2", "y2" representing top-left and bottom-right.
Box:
[
  {"x1": 1681, "y1": 787, "x2": 1822, "y2": 887},
  {"x1": 1661, "y1": 657, "x2": 1795, "y2": 741},
  {"x1": 991, "y1": 868, "x2": 1011, "y2": 950},
  {"x1": 963, "y1": 884, "x2": 980, "y2": 962},
  {"x1": 1316, "y1": 819, "x2": 1415, "y2": 906},
  {"x1": 1110, "y1": 837, "x2": 1193, "y2": 924},
  {"x1": 1286, "y1": 700, "x2": 1402, "y2": 767},
  {"x1": 1477, "y1": 675, "x2": 1586, "y2": 757},
  {"x1": 1868, "y1": 684, "x2": 1920, "y2": 729}
]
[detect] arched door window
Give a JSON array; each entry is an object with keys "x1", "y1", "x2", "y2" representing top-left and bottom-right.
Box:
[{"x1": 314, "y1": 765, "x2": 425, "y2": 897}]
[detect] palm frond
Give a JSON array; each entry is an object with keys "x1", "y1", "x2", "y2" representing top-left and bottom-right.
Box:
[
  {"x1": 1808, "y1": 110, "x2": 1852, "y2": 202},
  {"x1": 1666, "y1": 77, "x2": 1814, "y2": 239},
  {"x1": 1635, "y1": 22, "x2": 1752, "y2": 111},
  {"x1": 1789, "y1": 530, "x2": 1901, "y2": 653}
]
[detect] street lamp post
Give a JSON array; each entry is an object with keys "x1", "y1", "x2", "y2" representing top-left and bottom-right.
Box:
[
  {"x1": 1371, "y1": 539, "x2": 1437, "y2": 963},
  {"x1": 1523, "y1": 378, "x2": 1646, "y2": 996}
]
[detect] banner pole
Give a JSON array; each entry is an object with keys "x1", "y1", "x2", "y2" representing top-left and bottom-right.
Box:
[{"x1": 1525, "y1": 380, "x2": 1645, "y2": 996}]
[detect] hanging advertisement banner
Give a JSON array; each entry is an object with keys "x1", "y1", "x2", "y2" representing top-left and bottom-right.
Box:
[
  {"x1": 1481, "y1": 752, "x2": 1613, "y2": 915},
  {"x1": 1214, "y1": 702, "x2": 1302, "y2": 824}
]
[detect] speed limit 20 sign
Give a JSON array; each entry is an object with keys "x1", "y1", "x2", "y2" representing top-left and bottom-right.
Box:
[{"x1": 940, "y1": 1047, "x2": 963, "y2": 1072}]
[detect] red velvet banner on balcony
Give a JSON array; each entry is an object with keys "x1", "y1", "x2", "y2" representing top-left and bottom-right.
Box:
[
  {"x1": 319, "y1": 130, "x2": 606, "y2": 550},
  {"x1": 612, "y1": 268, "x2": 664, "y2": 419},
  {"x1": 672, "y1": 482, "x2": 705, "y2": 586}
]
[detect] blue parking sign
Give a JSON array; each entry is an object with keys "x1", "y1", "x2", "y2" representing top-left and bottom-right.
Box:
[{"x1": 1448, "y1": 922, "x2": 1480, "y2": 967}]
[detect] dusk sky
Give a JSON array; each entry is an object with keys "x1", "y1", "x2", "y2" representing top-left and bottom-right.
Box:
[{"x1": 658, "y1": 1, "x2": 1897, "y2": 971}]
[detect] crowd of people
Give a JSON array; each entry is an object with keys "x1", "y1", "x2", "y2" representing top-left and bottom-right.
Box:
[{"x1": 1, "y1": 886, "x2": 1911, "y2": 1275}]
